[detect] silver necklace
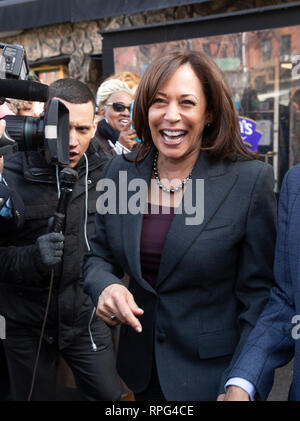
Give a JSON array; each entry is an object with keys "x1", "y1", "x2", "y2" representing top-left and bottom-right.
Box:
[{"x1": 153, "y1": 151, "x2": 192, "y2": 194}]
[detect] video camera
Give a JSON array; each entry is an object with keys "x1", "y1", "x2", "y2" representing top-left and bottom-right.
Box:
[
  {"x1": 0, "y1": 43, "x2": 69, "y2": 165},
  {"x1": 0, "y1": 42, "x2": 29, "y2": 80}
]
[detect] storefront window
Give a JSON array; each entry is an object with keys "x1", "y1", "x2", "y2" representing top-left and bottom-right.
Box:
[{"x1": 113, "y1": 24, "x2": 300, "y2": 191}]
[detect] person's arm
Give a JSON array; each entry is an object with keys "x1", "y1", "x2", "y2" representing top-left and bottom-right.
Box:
[
  {"x1": 224, "y1": 168, "x2": 296, "y2": 401},
  {"x1": 0, "y1": 232, "x2": 65, "y2": 286},
  {"x1": 224, "y1": 378, "x2": 255, "y2": 401},
  {"x1": 83, "y1": 157, "x2": 144, "y2": 332},
  {"x1": 217, "y1": 163, "x2": 277, "y2": 397},
  {"x1": 83, "y1": 209, "x2": 144, "y2": 332}
]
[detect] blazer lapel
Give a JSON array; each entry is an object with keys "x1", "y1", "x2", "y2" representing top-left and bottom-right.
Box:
[
  {"x1": 121, "y1": 150, "x2": 156, "y2": 293},
  {"x1": 156, "y1": 152, "x2": 238, "y2": 288}
]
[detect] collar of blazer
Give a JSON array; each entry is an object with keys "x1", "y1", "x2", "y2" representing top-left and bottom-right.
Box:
[{"x1": 122, "y1": 149, "x2": 239, "y2": 292}]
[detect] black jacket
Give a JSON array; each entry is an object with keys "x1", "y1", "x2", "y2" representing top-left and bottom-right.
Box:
[
  {"x1": 0, "y1": 140, "x2": 109, "y2": 349},
  {"x1": 0, "y1": 182, "x2": 25, "y2": 232},
  {"x1": 93, "y1": 121, "x2": 117, "y2": 156}
]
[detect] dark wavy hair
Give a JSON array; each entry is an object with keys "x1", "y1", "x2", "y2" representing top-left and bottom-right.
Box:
[{"x1": 132, "y1": 49, "x2": 255, "y2": 163}]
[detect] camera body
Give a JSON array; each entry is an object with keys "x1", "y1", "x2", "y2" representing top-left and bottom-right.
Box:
[
  {"x1": 1, "y1": 100, "x2": 70, "y2": 165},
  {"x1": 0, "y1": 43, "x2": 29, "y2": 80},
  {"x1": 0, "y1": 43, "x2": 70, "y2": 165}
]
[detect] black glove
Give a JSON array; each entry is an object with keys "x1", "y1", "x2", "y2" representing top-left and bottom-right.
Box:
[{"x1": 36, "y1": 232, "x2": 65, "y2": 268}]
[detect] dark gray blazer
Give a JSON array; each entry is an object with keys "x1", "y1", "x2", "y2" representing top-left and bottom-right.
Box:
[{"x1": 83, "y1": 149, "x2": 276, "y2": 401}]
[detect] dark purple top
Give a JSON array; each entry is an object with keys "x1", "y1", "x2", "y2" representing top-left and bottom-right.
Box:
[{"x1": 140, "y1": 203, "x2": 175, "y2": 288}]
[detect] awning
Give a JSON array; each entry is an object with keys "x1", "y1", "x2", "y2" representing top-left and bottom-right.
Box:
[{"x1": 0, "y1": 0, "x2": 210, "y2": 32}]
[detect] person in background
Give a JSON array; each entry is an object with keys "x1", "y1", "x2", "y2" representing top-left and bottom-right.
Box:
[
  {"x1": 0, "y1": 78, "x2": 121, "y2": 401},
  {"x1": 83, "y1": 50, "x2": 277, "y2": 401},
  {"x1": 223, "y1": 111, "x2": 300, "y2": 400},
  {"x1": 94, "y1": 79, "x2": 138, "y2": 155},
  {"x1": 6, "y1": 98, "x2": 43, "y2": 117}
]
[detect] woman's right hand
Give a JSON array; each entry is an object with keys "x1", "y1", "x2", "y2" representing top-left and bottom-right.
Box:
[
  {"x1": 97, "y1": 283, "x2": 144, "y2": 333},
  {"x1": 118, "y1": 121, "x2": 138, "y2": 150}
]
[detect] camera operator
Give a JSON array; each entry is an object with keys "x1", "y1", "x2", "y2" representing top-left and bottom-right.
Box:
[{"x1": 0, "y1": 78, "x2": 121, "y2": 401}]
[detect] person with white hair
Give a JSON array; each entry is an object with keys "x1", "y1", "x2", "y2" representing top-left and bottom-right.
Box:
[{"x1": 94, "y1": 78, "x2": 138, "y2": 155}]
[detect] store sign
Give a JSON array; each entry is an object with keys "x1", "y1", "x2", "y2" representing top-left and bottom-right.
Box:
[{"x1": 239, "y1": 116, "x2": 263, "y2": 152}]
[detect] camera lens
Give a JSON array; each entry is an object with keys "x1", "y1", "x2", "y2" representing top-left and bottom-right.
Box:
[{"x1": 3, "y1": 115, "x2": 44, "y2": 151}]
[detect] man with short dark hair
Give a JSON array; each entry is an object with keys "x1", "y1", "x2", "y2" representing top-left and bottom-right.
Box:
[{"x1": 0, "y1": 79, "x2": 121, "y2": 401}]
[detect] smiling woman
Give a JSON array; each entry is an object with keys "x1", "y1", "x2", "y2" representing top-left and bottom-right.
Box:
[
  {"x1": 147, "y1": 63, "x2": 207, "y2": 174},
  {"x1": 94, "y1": 78, "x2": 138, "y2": 155},
  {"x1": 104, "y1": 92, "x2": 133, "y2": 132},
  {"x1": 83, "y1": 50, "x2": 277, "y2": 401}
]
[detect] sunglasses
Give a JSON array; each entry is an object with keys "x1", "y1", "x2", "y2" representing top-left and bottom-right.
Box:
[{"x1": 106, "y1": 102, "x2": 131, "y2": 113}]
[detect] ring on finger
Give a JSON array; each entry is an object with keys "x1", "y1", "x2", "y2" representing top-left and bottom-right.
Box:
[{"x1": 110, "y1": 315, "x2": 116, "y2": 321}]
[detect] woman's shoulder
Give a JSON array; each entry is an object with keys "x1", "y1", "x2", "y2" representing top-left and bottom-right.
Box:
[
  {"x1": 225, "y1": 155, "x2": 274, "y2": 191},
  {"x1": 232, "y1": 154, "x2": 272, "y2": 176},
  {"x1": 102, "y1": 151, "x2": 138, "y2": 176}
]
